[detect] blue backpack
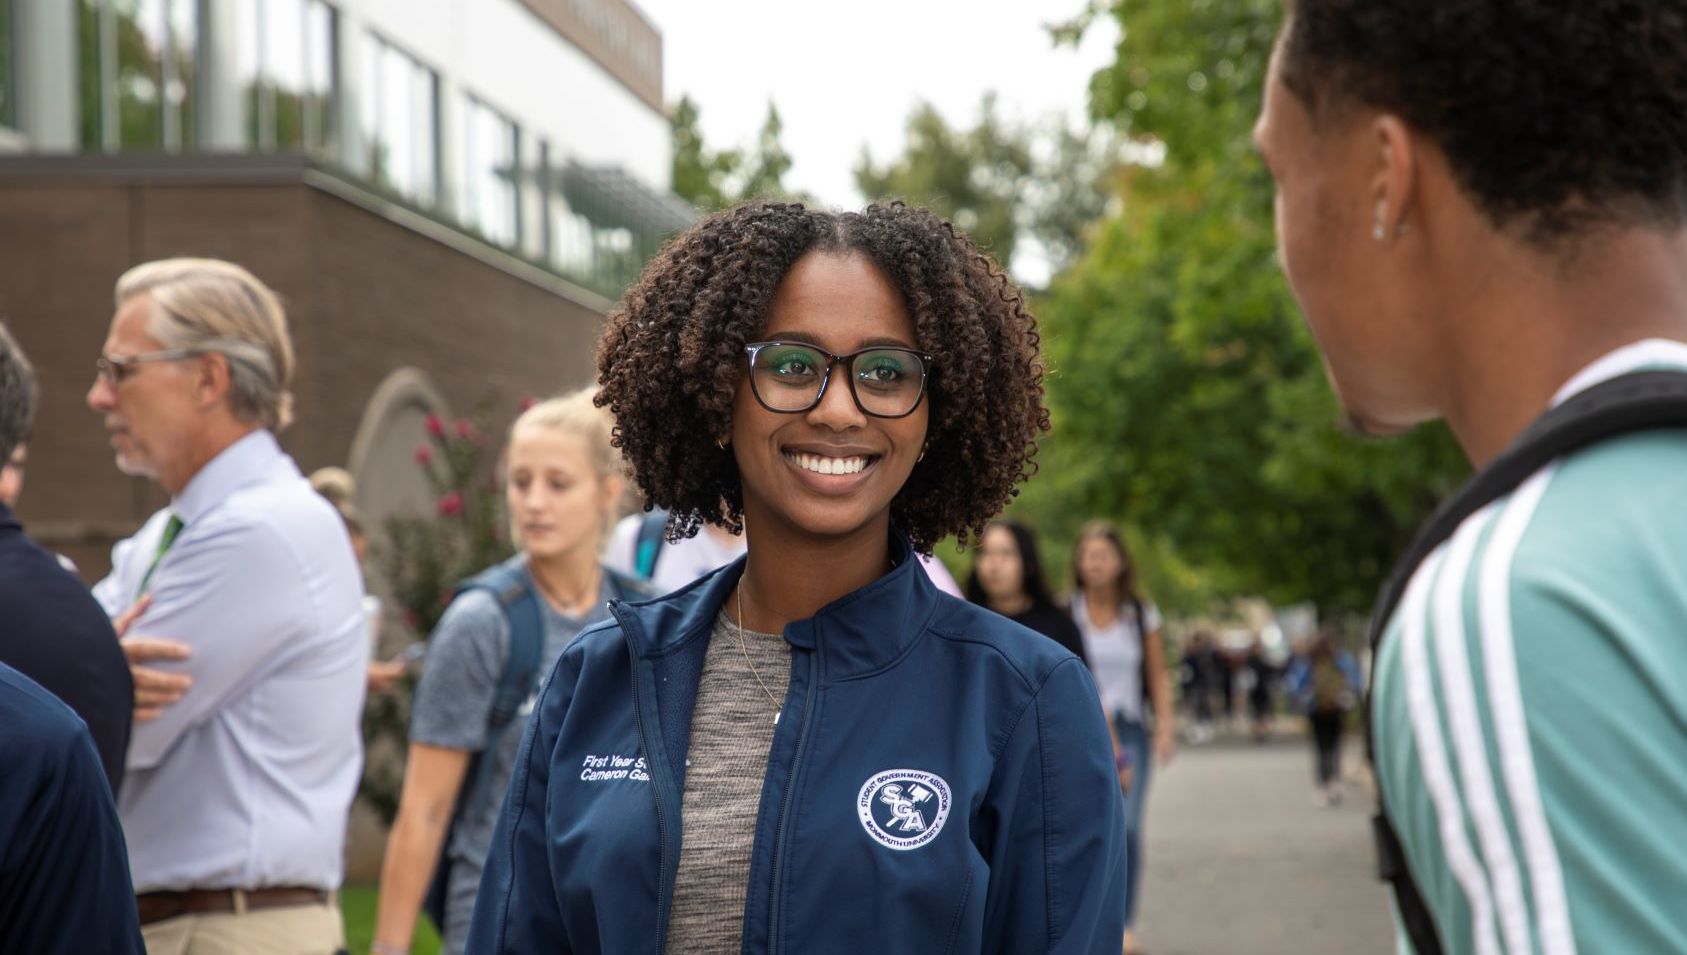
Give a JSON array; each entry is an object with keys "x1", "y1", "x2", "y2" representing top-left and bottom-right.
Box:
[{"x1": 421, "y1": 556, "x2": 649, "y2": 931}]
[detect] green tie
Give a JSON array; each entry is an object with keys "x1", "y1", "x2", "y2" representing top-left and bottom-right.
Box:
[{"x1": 138, "y1": 513, "x2": 184, "y2": 597}]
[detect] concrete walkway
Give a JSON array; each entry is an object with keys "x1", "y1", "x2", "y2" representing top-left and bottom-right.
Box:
[{"x1": 1130, "y1": 730, "x2": 1397, "y2": 954}]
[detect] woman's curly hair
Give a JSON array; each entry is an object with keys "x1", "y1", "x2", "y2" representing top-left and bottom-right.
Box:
[{"x1": 595, "y1": 200, "x2": 1049, "y2": 553}]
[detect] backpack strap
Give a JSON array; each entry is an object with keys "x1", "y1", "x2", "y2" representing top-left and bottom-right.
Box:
[
  {"x1": 456, "y1": 556, "x2": 546, "y2": 731},
  {"x1": 424, "y1": 555, "x2": 545, "y2": 930},
  {"x1": 1131, "y1": 597, "x2": 1153, "y2": 722},
  {"x1": 1366, "y1": 369, "x2": 1687, "y2": 955},
  {"x1": 633, "y1": 510, "x2": 669, "y2": 580}
]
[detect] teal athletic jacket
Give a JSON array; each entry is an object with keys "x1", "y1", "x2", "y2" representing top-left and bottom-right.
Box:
[{"x1": 467, "y1": 532, "x2": 1127, "y2": 953}]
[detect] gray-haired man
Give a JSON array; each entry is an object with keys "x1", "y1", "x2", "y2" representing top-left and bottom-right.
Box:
[{"x1": 88, "y1": 259, "x2": 367, "y2": 953}]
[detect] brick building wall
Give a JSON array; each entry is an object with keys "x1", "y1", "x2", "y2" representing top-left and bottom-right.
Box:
[{"x1": 0, "y1": 155, "x2": 611, "y2": 580}]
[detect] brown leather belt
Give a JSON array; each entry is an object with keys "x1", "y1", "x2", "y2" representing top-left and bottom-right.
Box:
[{"x1": 136, "y1": 887, "x2": 329, "y2": 926}]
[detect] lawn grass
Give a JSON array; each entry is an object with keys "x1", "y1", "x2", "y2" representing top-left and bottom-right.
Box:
[{"x1": 340, "y1": 884, "x2": 442, "y2": 955}]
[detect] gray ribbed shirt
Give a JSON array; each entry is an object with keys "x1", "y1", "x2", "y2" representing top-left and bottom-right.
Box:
[{"x1": 664, "y1": 610, "x2": 791, "y2": 953}]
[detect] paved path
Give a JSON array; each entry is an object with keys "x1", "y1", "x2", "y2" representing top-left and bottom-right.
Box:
[{"x1": 1131, "y1": 730, "x2": 1397, "y2": 955}]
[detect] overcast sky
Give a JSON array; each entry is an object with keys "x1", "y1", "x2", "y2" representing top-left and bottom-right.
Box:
[{"x1": 634, "y1": 1, "x2": 1122, "y2": 213}]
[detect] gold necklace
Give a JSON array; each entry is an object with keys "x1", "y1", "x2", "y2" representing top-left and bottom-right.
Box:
[{"x1": 735, "y1": 570, "x2": 782, "y2": 724}]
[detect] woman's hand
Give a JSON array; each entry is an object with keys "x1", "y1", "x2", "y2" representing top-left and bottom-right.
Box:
[{"x1": 1154, "y1": 724, "x2": 1177, "y2": 767}]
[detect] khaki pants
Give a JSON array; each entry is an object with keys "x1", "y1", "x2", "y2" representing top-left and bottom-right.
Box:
[{"x1": 142, "y1": 892, "x2": 344, "y2": 955}]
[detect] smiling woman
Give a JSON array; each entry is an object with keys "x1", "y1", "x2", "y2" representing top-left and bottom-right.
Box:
[{"x1": 465, "y1": 201, "x2": 1129, "y2": 954}]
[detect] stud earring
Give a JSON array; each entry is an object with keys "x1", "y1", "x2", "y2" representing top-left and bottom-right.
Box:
[{"x1": 1372, "y1": 223, "x2": 1386, "y2": 242}]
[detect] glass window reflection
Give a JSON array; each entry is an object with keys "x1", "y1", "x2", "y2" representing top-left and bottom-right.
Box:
[
  {"x1": 242, "y1": 0, "x2": 337, "y2": 155},
  {"x1": 78, "y1": 0, "x2": 197, "y2": 150},
  {"x1": 361, "y1": 32, "x2": 438, "y2": 206},
  {"x1": 461, "y1": 95, "x2": 520, "y2": 247}
]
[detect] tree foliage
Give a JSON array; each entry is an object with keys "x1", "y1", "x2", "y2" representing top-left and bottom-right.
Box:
[
  {"x1": 855, "y1": 95, "x2": 1033, "y2": 269},
  {"x1": 853, "y1": 94, "x2": 1126, "y2": 285},
  {"x1": 1021, "y1": 0, "x2": 1469, "y2": 617},
  {"x1": 671, "y1": 97, "x2": 809, "y2": 210}
]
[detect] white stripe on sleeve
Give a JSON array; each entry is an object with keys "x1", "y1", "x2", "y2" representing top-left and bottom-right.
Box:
[
  {"x1": 1433, "y1": 504, "x2": 1532, "y2": 955},
  {"x1": 1478, "y1": 465, "x2": 1578, "y2": 955},
  {"x1": 1402, "y1": 549, "x2": 1502, "y2": 955}
]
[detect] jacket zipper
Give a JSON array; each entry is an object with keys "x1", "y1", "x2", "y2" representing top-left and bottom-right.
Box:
[
  {"x1": 766, "y1": 649, "x2": 818, "y2": 954},
  {"x1": 612, "y1": 603, "x2": 675, "y2": 955}
]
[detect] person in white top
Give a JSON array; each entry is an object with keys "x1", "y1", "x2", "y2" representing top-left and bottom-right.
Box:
[
  {"x1": 605, "y1": 509, "x2": 748, "y2": 595},
  {"x1": 87, "y1": 258, "x2": 366, "y2": 953},
  {"x1": 1068, "y1": 520, "x2": 1174, "y2": 955},
  {"x1": 607, "y1": 507, "x2": 963, "y2": 598}
]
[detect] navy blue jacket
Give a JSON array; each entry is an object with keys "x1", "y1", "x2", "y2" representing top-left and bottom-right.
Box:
[
  {"x1": 468, "y1": 534, "x2": 1127, "y2": 953},
  {"x1": 0, "y1": 502, "x2": 133, "y2": 792},
  {"x1": 0, "y1": 662, "x2": 145, "y2": 954}
]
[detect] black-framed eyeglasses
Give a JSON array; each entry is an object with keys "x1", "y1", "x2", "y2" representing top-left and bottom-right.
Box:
[
  {"x1": 94, "y1": 349, "x2": 203, "y2": 386},
  {"x1": 744, "y1": 341, "x2": 933, "y2": 419}
]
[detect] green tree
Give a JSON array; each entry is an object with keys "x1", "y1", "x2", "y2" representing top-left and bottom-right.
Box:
[
  {"x1": 671, "y1": 94, "x2": 741, "y2": 210},
  {"x1": 855, "y1": 95, "x2": 1033, "y2": 270},
  {"x1": 734, "y1": 103, "x2": 799, "y2": 202},
  {"x1": 1025, "y1": 0, "x2": 1468, "y2": 617},
  {"x1": 671, "y1": 98, "x2": 808, "y2": 210},
  {"x1": 1024, "y1": 119, "x2": 1124, "y2": 279}
]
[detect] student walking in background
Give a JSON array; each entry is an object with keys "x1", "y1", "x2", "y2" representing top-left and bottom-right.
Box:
[
  {"x1": 372, "y1": 389, "x2": 647, "y2": 955},
  {"x1": 964, "y1": 518, "x2": 1085, "y2": 659},
  {"x1": 1284, "y1": 633, "x2": 1361, "y2": 806},
  {"x1": 1069, "y1": 520, "x2": 1175, "y2": 955}
]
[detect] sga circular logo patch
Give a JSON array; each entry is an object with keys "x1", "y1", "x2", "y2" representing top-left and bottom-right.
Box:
[{"x1": 857, "y1": 769, "x2": 952, "y2": 851}]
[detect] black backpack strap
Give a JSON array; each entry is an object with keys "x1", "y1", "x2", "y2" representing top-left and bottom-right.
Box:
[
  {"x1": 1131, "y1": 597, "x2": 1153, "y2": 721},
  {"x1": 1366, "y1": 369, "x2": 1687, "y2": 954}
]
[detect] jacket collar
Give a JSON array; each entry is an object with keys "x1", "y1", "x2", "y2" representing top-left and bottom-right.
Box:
[{"x1": 614, "y1": 529, "x2": 943, "y2": 681}]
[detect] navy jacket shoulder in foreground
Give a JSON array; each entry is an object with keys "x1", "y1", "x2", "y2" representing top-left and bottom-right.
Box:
[
  {"x1": 468, "y1": 532, "x2": 1127, "y2": 954},
  {"x1": 0, "y1": 502, "x2": 133, "y2": 792},
  {"x1": 0, "y1": 663, "x2": 145, "y2": 954}
]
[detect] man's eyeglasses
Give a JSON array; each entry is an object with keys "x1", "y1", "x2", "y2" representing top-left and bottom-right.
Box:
[
  {"x1": 94, "y1": 349, "x2": 203, "y2": 386},
  {"x1": 744, "y1": 341, "x2": 933, "y2": 419}
]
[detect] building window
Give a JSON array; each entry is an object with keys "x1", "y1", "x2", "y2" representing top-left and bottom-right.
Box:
[
  {"x1": 240, "y1": 0, "x2": 338, "y2": 155},
  {"x1": 361, "y1": 32, "x2": 438, "y2": 206},
  {"x1": 0, "y1": 0, "x2": 15, "y2": 130},
  {"x1": 460, "y1": 94, "x2": 520, "y2": 248},
  {"x1": 535, "y1": 139, "x2": 554, "y2": 262},
  {"x1": 78, "y1": 0, "x2": 198, "y2": 150}
]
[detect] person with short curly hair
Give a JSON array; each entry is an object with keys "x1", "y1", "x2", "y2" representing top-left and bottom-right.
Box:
[
  {"x1": 1257, "y1": 3, "x2": 1687, "y2": 954},
  {"x1": 467, "y1": 201, "x2": 1127, "y2": 954}
]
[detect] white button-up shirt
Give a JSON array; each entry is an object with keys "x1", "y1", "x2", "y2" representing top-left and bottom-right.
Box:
[{"x1": 94, "y1": 430, "x2": 367, "y2": 893}]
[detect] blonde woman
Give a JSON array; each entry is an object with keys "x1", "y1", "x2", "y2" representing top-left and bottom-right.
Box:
[{"x1": 372, "y1": 388, "x2": 648, "y2": 955}]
